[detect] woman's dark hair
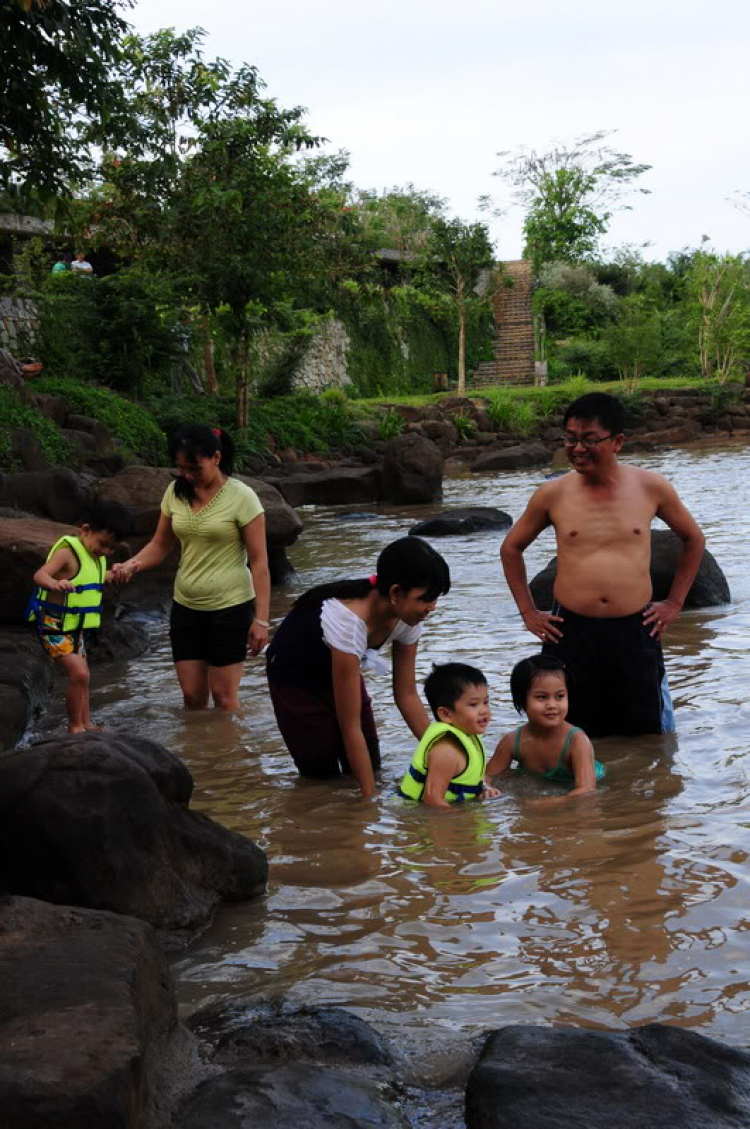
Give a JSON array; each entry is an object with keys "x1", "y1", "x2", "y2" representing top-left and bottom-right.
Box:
[
  {"x1": 294, "y1": 536, "x2": 451, "y2": 610},
  {"x1": 169, "y1": 424, "x2": 235, "y2": 500},
  {"x1": 510, "y1": 653, "x2": 571, "y2": 714}
]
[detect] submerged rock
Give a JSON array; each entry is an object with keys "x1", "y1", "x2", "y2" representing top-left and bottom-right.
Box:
[
  {"x1": 530, "y1": 530, "x2": 731, "y2": 610},
  {"x1": 0, "y1": 731, "x2": 267, "y2": 948},
  {"x1": 409, "y1": 507, "x2": 512, "y2": 537},
  {"x1": 465, "y1": 1023, "x2": 750, "y2": 1128},
  {"x1": 0, "y1": 630, "x2": 53, "y2": 749},
  {"x1": 0, "y1": 895, "x2": 194, "y2": 1129},
  {"x1": 471, "y1": 442, "x2": 550, "y2": 473}
]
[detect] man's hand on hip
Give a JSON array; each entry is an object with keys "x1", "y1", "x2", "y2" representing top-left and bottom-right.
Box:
[
  {"x1": 521, "y1": 607, "x2": 564, "y2": 644},
  {"x1": 643, "y1": 599, "x2": 681, "y2": 640}
]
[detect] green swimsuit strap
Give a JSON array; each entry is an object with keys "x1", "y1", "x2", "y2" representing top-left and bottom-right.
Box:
[
  {"x1": 514, "y1": 725, "x2": 523, "y2": 762},
  {"x1": 556, "y1": 726, "x2": 581, "y2": 771}
]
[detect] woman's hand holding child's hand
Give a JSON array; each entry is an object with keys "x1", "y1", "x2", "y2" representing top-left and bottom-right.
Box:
[
  {"x1": 111, "y1": 560, "x2": 137, "y2": 585},
  {"x1": 481, "y1": 783, "x2": 500, "y2": 800}
]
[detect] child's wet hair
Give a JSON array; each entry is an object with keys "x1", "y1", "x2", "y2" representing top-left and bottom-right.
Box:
[
  {"x1": 510, "y1": 653, "x2": 570, "y2": 713},
  {"x1": 424, "y1": 661, "x2": 487, "y2": 718},
  {"x1": 83, "y1": 500, "x2": 131, "y2": 541}
]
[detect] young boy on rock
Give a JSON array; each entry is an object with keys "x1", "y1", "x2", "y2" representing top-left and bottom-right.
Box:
[
  {"x1": 28, "y1": 501, "x2": 131, "y2": 732},
  {"x1": 399, "y1": 662, "x2": 499, "y2": 809}
]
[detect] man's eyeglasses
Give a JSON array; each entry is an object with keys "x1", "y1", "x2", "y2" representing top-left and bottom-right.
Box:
[{"x1": 561, "y1": 433, "x2": 614, "y2": 450}]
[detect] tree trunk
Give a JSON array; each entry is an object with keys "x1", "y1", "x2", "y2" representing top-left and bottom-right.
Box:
[
  {"x1": 235, "y1": 333, "x2": 249, "y2": 430},
  {"x1": 201, "y1": 313, "x2": 218, "y2": 394},
  {"x1": 457, "y1": 292, "x2": 467, "y2": 396}
]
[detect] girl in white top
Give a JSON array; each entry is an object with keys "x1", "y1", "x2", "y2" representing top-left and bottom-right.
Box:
[{"x1": 266, "y1": 537, "x2": 451, "y2": 799}]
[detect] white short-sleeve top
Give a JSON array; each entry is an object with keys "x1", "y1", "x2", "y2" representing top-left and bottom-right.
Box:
[{"x1": 320, "y1": 598, "x2": 422, "y2": 673}]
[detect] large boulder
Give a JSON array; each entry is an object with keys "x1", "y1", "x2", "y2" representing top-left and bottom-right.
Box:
[
  {"x1": 0, "y1": 515, "x2": 82, "y2": 624},
  {"x1": 0, "y1": 467, "x2": 91, "y2": 524},
  {"x1": 0, "y1": 630, "x2": 52, "y2": 749},
  {"x1": 471, "y1": 442, "x2": 550, "y2": 473},
  {"x1": 530, "y1": 530, "x2": 730, "y2": 610},
  {"x1": 0, "y1": 895, "x2": 194, "y2": 1129},
  {"x1": 465, "y1": 1023, "x2": 750, "y2": 1128},
  {"x1": 262, "y1": 466, "x2": 381, "y2": 507},
  {"x1": 409, "y1": 507, "x2": 512, "y2": 537},
  {"x1": 0, "y1": 731, "x2": 268, "y2": 948},
  {"x1": 381, "y1": 432, "x2": 443, "y2": 504}
]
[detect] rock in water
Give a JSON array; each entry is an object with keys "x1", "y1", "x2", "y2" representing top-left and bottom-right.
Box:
[
  {"x1": 381, "y1": 432, "x2": 444, "y2": 504},
  {"x1": 465, "y1": 1023, "x2": 750, "y2": 1128},
  {"x1": 0, "y1": 731, "x2": 267, "y2": 948},
  {"x1": 409, "y1": 507, "x2": 512, "y2": 537},
  {"x1": 530, "y1": 529, "x2": 730, "y2": 610}
]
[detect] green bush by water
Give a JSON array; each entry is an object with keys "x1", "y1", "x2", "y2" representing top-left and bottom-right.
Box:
[
  {"x1": 35, "y1": 377, "x2": 167, "y2": 464},
  {"x1": 0, "y1": 387, "x2": 73, "y2": 470}
]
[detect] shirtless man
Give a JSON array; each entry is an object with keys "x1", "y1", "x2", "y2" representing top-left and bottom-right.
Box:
[{"x1": 501, "y1": 392, "x2": 705, "y2": 737}]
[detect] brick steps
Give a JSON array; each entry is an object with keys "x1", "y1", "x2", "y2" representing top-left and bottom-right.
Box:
[{"x1": 472, "y1": 260, "x2": 535, "y2": 388}]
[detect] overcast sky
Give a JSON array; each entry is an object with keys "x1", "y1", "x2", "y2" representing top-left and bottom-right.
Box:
[{"x1": 129, "y1": 0, "x2": 749, "y2": 263}]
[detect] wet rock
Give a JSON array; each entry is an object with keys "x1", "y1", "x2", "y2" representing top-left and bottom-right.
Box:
[
  {"x1": 529, "y1": 530, "x2": 730, "y2": 610},
  {"x1": 471, "y1": 442, "x2": 550, "y2": 472},
  {"x1": 85, "y1": 610, "x2": 151, "y2": 664},
  {"x1": 422, "y1": 419, "x2": 459, "y2": 445},
  {"x1": 0, "y1": 467, "x2": 91, "y2": 524},
  {"x1": 0, "y1": 895, "x2": 189, "y2": 1129},
  {"x1": 262, "y1": 466, "x2": 381, "y2": 507},
  {"x1": 0, "y1": 630, "x2": 53, "y2": 749},
  {"x1": 189, "y1": 1001, "x2": 393, "y2": 1068},
  {"x1": 177, "y1": 1063, "x2": 408, "y2": 1129},
  {"x1": 0, "y1": 731, "x2": 268, "y2": 948},
  {"x1": 381, "y1": 432, "x2": 443, "y2": 504},
  {"x1": 409, "y1": 507, "x2": 512, "y2": 537},
  {"x1": 465, "y1": 1023, "x2": 750, "y2": 1129}
]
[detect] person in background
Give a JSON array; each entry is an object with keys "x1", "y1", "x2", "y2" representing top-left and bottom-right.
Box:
[
  {"x1": 399, "y1": 662, "x2": 499, "y2": 809},
  {"x1": 266, "y1": 537, "x2": 451, "y2": 799},
  {"x1": 51, "y1": 252, "x2": 71, "y2": 273},
  {"x1": 113, "y1": 425, "x2": 270, "y2": 712},
  {"x1": 71, "y1": 251, "x2": 93, "y2": 273}
]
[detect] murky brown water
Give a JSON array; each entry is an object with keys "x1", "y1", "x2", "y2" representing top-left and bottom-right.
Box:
[{"x1": 51, "y1": 440, "x2": 750, "y2": 1061}]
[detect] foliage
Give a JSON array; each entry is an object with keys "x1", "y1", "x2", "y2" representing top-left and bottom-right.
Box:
[
  {"x1": 378, "y1": 409, "x2": 406, "y2": 440},
  {"x1": 412, "y1": 217, "x2": 497, "y2": 393},
  {"x1": 535, "y1": 261, "x2": 618, "y2": 338},
  {"x1": 353, "y1": 184, "x2": 447, "y2": 255},
  {"x1": 0, "y1": 0, "x2": 130, "y2": 203},
  {"x1": 145, "y1": 391, "x2": 365, "y2": 462},
  {"x1": 491, "y1": 131, "x2": 651, "y2": 270},
  {"x1": 37, "y1": 270, "x2": 176, "y2": 395},
  {"x1": 483, "y1": 391, "x2": 539, "y2": 434},
  {"x1": 0, "y1": 386, "x2": 73, "y2": 469},
  {"x1": 552, "y1": 338, "x2": 615, "y2": 382},
  {"x1": 34, "y1": 376, "x2": 166, "y2": 463},
  {"x1": 319, "y1": 386, "x2": 348, "y2": 405},
  {"x1": 452, "y1": 412, "x2": 477, "y2": 440},
  {"x1": 683, "y1": 251, "x2": 750, "y2": 382},
  {"x1": 602, "y1": 295, "x2": 663, "y2": 389}
]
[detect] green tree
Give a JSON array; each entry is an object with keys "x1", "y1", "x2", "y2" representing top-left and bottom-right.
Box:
[
  {"x1": 353, "y1": 184, "x2": 447, "y2": 255},
  {"x1": 491, "y1": 131, "x2": 651, "y2": 270},
  {"x1": 0, "y1": 0, "x2": 130, "y2": 202},
  {"x1": 685, "y1": 251, "x2": 750, "y2": 382},
  {"x1": 414, "y1": 217, "x2": 497, "y2": 394},
  {"x1": 602, "y1": 295, "x2": 662, "y2": 390}
]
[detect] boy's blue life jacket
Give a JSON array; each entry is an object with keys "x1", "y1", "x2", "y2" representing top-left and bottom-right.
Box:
[
  {"x1": 27, "y1": 535, "x2": 105, "y2": 635},
  {"x1": 399, "y1": 721, "x2": 486, "y2": 803}
]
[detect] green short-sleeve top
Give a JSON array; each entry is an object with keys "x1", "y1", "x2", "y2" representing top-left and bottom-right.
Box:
[{"x1": 160, "y1": 477, "x2": 264, "y2": 611}]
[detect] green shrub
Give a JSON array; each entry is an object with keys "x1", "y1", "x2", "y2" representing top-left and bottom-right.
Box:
[
  {"x1": 35, "y1": 377, "x2": 166, "y2": 464},
  {"x1": 484, "y1": 391, "x2": 539, "y2": 434},
  {"x1": 319, "y1": 387, "x2": 348, "y2": 405},
  {"x1": 555, "y1": 338, "x2": 615, "y2": 381},
  {"x1": 0, "y1": 387, "x2": 73, "y2": 469},
  {"x1": 378, "y1": 409, "x2": 406, "y2": 440},
  {"x1": 452, "y1": 412, "x2": 477, "y2": 440}
]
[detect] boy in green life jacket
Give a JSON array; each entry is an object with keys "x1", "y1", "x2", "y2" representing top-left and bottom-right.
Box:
[
  {"x1": 399, "y1": 663, "x2": 500, "y2": 809},
  {"x1": 28, "y1": 502, "x2": 131, "y2": 733}
]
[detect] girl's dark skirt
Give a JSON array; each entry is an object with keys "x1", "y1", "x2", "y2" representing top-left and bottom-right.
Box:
[{"x1": 268, "y1": 676, "x2": 381, "y2": 778}]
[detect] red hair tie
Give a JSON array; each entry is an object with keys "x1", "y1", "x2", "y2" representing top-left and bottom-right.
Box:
[
  {"x1": 212, "y1": 427, "x2": 221, "y2": 437},
  {"x1": 369, "y1": 574, "x2": 378, "y2": 587}
]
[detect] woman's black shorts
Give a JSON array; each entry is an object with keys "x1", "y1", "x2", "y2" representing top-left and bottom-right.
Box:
[{"x1": 170, "y1": 599, "x2": 254, "y2": 667}]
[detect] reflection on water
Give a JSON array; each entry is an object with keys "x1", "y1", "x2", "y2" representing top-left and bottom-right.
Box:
[{"x1": 43, "y1": 440, "x2": 750, "y2": 1046}]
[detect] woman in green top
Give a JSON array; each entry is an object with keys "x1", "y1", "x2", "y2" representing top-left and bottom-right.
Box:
[{"x1": 114, "y1": 424, "x2": 270, "y2": 711}]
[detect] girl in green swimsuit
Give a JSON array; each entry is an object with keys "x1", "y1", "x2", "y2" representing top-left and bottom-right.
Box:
[{"x1": 485, "y1": 654, "x2": 605, "y2": 803}]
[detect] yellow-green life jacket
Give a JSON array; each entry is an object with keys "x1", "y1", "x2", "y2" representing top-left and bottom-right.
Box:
[
  {"x1": 27, "y1": 535, "x2": 105, "y2": 633},
  {"x1": 399, "y1": 721, "x2": 486, "y2": 803}
]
